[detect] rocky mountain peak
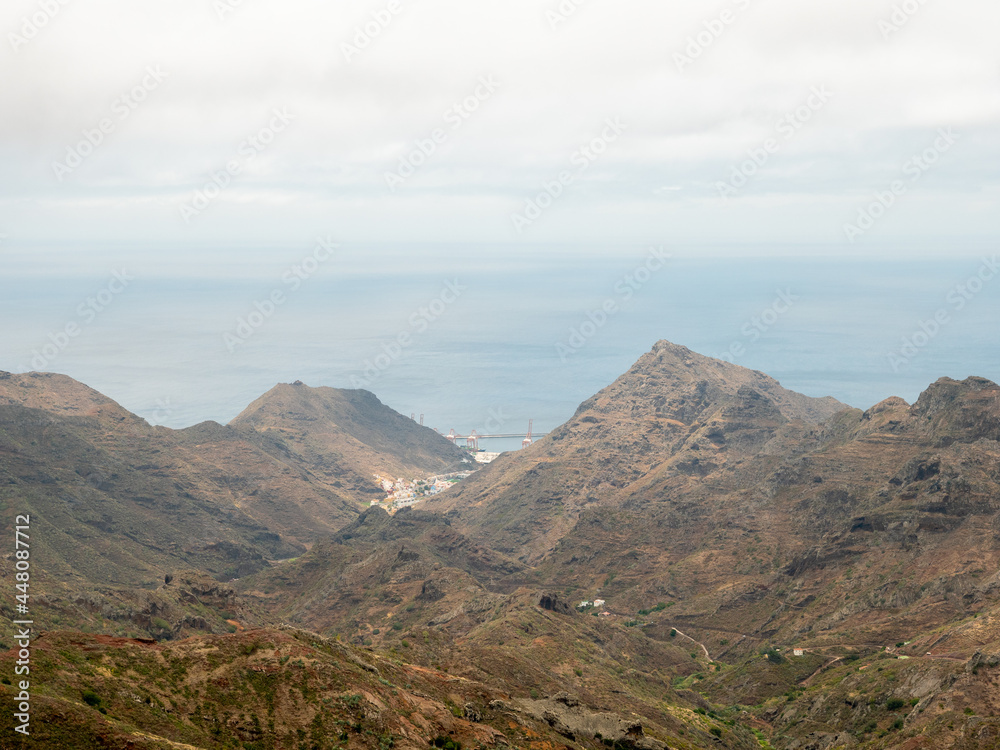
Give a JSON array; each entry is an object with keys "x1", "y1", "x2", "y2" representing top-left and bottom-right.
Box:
[
  {"x1": 912, "y1": 376, "x2": 1000, "y2": 415},
  {"x1": 230, "y1": 379, "x2": 466, "y2": 491},
  {"x1": 581, "y1": 340, "x2": 848, "y2": 425},
  {"x1": 910, "y1": 375, "x2": 1000, "y2": 443},
  {"x1": 0, "y1": 371, "x2": 148, "y2": 429}
]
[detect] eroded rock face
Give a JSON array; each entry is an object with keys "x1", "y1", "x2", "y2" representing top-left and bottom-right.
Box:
[
  {"x1": 966, "y1": 651, "x2": 1000, "y2": 673},
  {"x1": 536, "y1": 593, "x2": 573, "y2": 615},
  {"x1": 911, "y1": 377, "x2": 1000, "y2": 443},
  {"x1": 418, "y1": 579, "x2": 447, "y2": 602},
  {"x1": 517, "y1": 694, "x2": 662, "y2": 750}
]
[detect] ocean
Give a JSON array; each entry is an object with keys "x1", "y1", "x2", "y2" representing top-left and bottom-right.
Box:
[{"x1": 3, "y1": 247, "x2": 999, "y2": 451}]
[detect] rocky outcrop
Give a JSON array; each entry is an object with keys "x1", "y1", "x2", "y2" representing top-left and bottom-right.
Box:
[
  {"x1": 517, "y1": 693, "x2": 664, "y2": 749},
  {"x1": 536, "y1": 593, "x2": 573, "y2": 615}
]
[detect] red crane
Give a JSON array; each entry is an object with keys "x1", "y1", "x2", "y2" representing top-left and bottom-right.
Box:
[
  {"x1": 522, "y1": 420, "x2": 534, "y2": 448},
  {"x1": 467, "y1": 430, "x2": 479, "y2": 451}
]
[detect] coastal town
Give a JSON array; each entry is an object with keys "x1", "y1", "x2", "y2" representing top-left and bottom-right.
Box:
[
  {"x1": 369, "y1": 439, "x2": 505, "y2": 512},
  {"x1": 370, "y1": 470, "x2": 475, "y2": 512}
]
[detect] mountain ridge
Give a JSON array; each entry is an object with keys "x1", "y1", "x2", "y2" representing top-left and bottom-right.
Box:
[
  {"x1": 6, "y1": 346, "x2": 1000, "y2": 748},
  {"x1": 0, "y1": 372, "x2": 467, "y2": 646}
]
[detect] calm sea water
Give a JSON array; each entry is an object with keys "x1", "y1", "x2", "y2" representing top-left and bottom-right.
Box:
[{"x1": 3, "y1": 249, "x2": 999, "y2": 448}]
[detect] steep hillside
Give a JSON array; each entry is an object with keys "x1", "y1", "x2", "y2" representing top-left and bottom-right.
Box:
[
  {"x1": 238, "y1": 508, "x2": 765, "y2": 750},
  {"x1": 230, "y1": 382, "x2": 469, "y2": 500},
  {"x1": 332, "y1": 343, "x2": 1000, "y2": 748},
  {"x1": 9, "y1": 346, "x2": 1000, "y2": 749},
  {"x1": 520, "y1": 375, "x2": 1000, "y2": 656},
  {"x1": 0, "y1": 373, "x2": 465, "y2": 644},
  {"x1": 0, "y1": 626, "x2": 639, "y2": 750},
  {"x1": 424, "y1": 340, "x2": 848, "y2": 562}
]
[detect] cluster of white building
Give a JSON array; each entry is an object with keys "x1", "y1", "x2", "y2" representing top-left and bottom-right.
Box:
[{"x1": 371, "y1": 472, "x2": 473, "y2": 511}]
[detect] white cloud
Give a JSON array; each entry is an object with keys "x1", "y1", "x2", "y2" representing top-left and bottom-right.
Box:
[{"x1": 0, "y1": 0, "x2": 997, "y2": 253}]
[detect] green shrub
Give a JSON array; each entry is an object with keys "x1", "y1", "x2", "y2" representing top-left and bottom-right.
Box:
[
  {"x1": 82, "y1": 690, "x2": 101, "y2": 707},
  {"x1": 886, "y1": 697, "x2": 906, "y2": 711}
]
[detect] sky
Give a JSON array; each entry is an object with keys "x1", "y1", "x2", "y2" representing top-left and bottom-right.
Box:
[
  {"x1": 1, "y1": 0, "x2": 999, "y2": 435},
  {"x1": 1, "y1": 0, "x2": 998, "y2": 264}
]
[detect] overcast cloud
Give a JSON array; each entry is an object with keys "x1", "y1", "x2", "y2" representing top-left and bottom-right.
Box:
[{"x1": 1, "y1": 0, "x2": 998, "y2": 260}]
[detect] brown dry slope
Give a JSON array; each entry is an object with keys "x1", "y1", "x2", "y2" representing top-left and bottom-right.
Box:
[
  {"x1": 230, "y1": 381, "x2": 469, "y2": 502},
  {"x1": 402, "y1": 341, "x2": 1000, "y2": 747},
  {"x1": 11, "y1": 345, "x2": 1000, "y2": 748},
  {"x1": 0, "y1": 625, "x2": 615, "y2": 750},
  {"x1": 238, "y1": 507, "x2": 760, "y2": 750},
  {"x1": 424, "y1": 340, "x2": 847, "y2": 562},
  {"x1": 0, "y1": 372, "x2": 465, "y2": 643}
]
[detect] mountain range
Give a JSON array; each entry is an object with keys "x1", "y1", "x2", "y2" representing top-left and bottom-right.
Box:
[{"x1": 4, "y1": 342, "x2": 1000, "y2": 749}]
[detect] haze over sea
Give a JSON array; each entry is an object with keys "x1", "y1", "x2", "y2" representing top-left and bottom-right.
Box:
[{"x1": 3, "y1": 245, "x2": 998, "y2": 453}]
